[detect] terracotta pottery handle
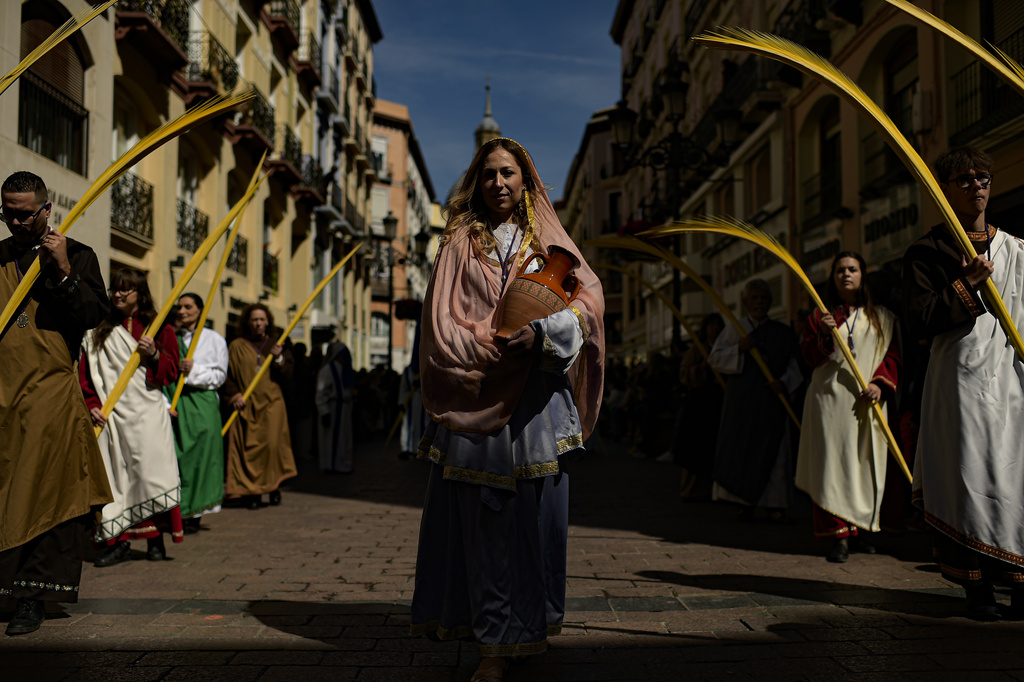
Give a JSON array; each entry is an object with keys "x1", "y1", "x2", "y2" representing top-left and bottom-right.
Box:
[
  {"x1": 563, "y1": 273, "x2": 581, "y2": 302},
  {"x1": 517, "y1": 251, "x2": 544, "y2": 276}
]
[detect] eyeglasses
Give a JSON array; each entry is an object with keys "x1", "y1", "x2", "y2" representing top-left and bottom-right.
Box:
[
  {"x1": 948, "y1": 173, "x2": 993, "y2": 190},
  {"x1": 109, "y1": 288, "x2": 137, "y2": 296},
  {"x1": 0, "y1": 202, "x2": 50, "y2": 225}
]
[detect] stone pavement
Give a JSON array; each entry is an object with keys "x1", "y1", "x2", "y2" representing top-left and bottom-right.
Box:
[{"x1": 3, "y1": 436, "x2": 1024, "y2": 681}]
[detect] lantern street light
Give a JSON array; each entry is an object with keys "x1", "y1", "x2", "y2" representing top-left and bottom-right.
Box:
[{"x1": 609, "y1": 62, "x2": 741, "y2": 345}]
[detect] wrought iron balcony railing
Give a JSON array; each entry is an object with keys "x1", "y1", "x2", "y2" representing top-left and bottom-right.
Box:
[
  {"x1": 117, "y1": 0, "x2": 189, "y2": 51},
  {"x1": 298, "y1": 31, "x2": 323, "y2": 78},
  {"x1": 237, "y1": 85, "x2": 276, "y2": 147},
  {"x1": 227, "y1": 235, "x2": 248, "y2": 276},
  {"x1": 110, "y1": 171, "x2": 154, "y2": 242},
  {"x1": 176, "y1": 199, "x2": 209, "y2": 253},
  {"x1": 185, "y1": 30, "x2": 239, "y2": 92},
  {"x1": 951, "y1": 26, "x2": 1024, "y2": 145},
  {"x1": 267, "y1": 0, "x2": 299, "y2": 29},
  {"x1": 262, "y1": 250, "x2": 280, "y2": 291},
  {"x1": 274, "y1": 123, "x2": 302, "y2": 170},
  {"x1": 299, "y1": 154, "x2": 326, "y2": 196}
]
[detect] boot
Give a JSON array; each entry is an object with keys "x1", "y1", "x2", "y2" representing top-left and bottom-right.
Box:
[
  {"x1": 93, "y1": 541, "x2": 131, "y2": 567},
  {"x1": 146, "y1": 535, "x2": 166, "y2": 561},
  {"x1": 965, "y1": 583, "x2": 1001, "y2": 621},
  {"x1": 5, "y1": 598, "x2": 45, "y2": 636}
]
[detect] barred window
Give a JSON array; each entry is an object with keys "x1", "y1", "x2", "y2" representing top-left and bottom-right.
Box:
[{"x1": 18, "y1": 12, "x2": 89, "y2": 174}]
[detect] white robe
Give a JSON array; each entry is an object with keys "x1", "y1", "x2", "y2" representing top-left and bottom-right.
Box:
[
  {"x1": 85, "y1": 326, "x2": 180, "y2": 541},
  {"x1": 914, "y1": 229, "x2": 1024, "y2": 567},
  {"x1": 796, "y1": 307, "x2": 895, "y2": 531}
]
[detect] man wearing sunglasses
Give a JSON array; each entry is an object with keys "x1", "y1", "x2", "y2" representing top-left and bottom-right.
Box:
[
  {"x1": 0, "y1": 171, "x2": 112, "y2": 635},
  {"x1": 903, "y1": 146, "x2": 1024, "y2": 621}
]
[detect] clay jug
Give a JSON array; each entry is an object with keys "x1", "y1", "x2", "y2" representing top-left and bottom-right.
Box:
[{"x1": 495, "y1": 245, "x2": 582, "y2": 340}]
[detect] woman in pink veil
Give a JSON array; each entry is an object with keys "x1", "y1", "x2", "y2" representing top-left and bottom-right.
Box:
[{"x1": 410, "y1": 138, "x2": 604, "y2": 681}]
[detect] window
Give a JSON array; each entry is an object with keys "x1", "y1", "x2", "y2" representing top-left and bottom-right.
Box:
[{"x1": 19, "y1": 9, "x2": 89, "y2": 174}]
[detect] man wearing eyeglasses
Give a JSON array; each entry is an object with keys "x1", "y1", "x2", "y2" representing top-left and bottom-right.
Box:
[
  {"x1": 0, "y1": 171, "x2": 112, "y2": 635},
  {"x1": 903, "y1": 146, "x2": 1024, "y2": 621}
]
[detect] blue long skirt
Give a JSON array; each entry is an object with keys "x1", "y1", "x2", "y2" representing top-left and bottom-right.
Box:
[{"x1": 410, "y1": 462, "x2": 569, "y2": 657}]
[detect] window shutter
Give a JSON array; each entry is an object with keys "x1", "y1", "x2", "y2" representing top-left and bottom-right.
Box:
[{"x1": 21, "y1": 18, "x2": 84, "y2": 104}]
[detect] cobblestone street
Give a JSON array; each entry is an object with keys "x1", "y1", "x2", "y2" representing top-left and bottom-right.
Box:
[{"x1": 3, "y1": 437, "x2": 1023, "y2": 681}]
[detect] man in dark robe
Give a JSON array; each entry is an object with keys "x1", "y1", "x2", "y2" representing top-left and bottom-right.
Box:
[
  {"x1": 708, "y1": 279, "x2": 802, "y2": 520},
  {"x1": 904, "y1": 146, "x2": 1024, "y2": 620},
  {"x1": 0, "y1": 171, "x2": 112, "y2": 635}
]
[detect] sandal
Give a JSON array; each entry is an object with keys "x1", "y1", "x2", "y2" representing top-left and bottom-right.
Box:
[{"x1": 471, "y1": 657, "x2": 509, "y2": 682}]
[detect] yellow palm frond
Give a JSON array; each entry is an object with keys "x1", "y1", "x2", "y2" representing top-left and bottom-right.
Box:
[
  {"x1": 96, "y1": 159, "x2": 270, "y2": 436},
  {"x1": 693, "y1": 27, "x2": 1024, "y2": 366},
  {"x1": 585, "y1": 235, "x2": 801, "y2": 429},
  {"x1": 885, "y1": 0, "x2": 1024, "y2": 95},
  {"x1": 596, "y1": 261, "x2": 726, "y2": 389},
  {"x1": 0, "y1": 1, "x2": 118, "y2": 97},
  {"x1": 643, "y1": 218, "x2": 911, "y2": 482},
  {"x1": 222, "y1": 242, "x2": 365, "y2": 436},
  {"x1": 168, "y1": 158, "x2": 270, "y2": 413},
  {"x1": 1, "y1": 91, "x2": 254, "y2": 336}
]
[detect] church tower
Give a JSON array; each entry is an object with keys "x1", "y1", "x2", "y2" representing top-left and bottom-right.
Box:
[{"x1": 474, "y1": 82, "x2": 501, "y2": 149}]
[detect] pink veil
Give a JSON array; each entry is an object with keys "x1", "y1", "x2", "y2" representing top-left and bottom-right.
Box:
[{"x1": 419, "y1": 140, "x2": 605, "y2": 439}]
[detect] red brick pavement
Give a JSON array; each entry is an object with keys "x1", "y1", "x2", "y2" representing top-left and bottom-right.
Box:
[{"x1": 3, "y1": 436, "x2": 1024, "y2": 681}]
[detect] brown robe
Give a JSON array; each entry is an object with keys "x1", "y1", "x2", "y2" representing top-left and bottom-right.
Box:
[
  {"x1": 0, "y1": 237, "x2": 113, "y2": 553},
  {"x1": 222, "y1": 336, "x2": 296, "y2": 496}
]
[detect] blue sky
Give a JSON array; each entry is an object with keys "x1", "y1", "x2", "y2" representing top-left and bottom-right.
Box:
[{"x1": 370, "y1": 0, "x2": 623, "y2": 203}]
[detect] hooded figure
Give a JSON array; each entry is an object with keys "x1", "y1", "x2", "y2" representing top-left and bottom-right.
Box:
[{"x1": 315, "y1": 342, "x2": 356, "y2": 473}]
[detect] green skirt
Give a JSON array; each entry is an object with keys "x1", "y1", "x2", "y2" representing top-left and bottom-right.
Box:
[{"x1": 166, "y1": 385, "x2": 225, "y2": 517}]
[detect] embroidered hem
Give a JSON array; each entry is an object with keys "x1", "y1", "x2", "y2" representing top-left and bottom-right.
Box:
[
  {"x1": 952, "y1": 278, "x2": 983, "y2": 318},
  {"x1": 0, "y1": 579, "x2": 79, "y2": 597},
  {"x1": 923, "y1": 508, "x2": 1024, "y2": 569},
  {"x1": 416, "y1": 433, "x2": 581, "y2": 489},
  {"x1": 97, "y1": 488, "x2": 181, "y2": 541}
]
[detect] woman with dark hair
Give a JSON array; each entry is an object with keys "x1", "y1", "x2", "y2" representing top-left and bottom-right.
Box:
[
  {"x1": 409, "y1": 138, "x2": 604, "y2": 681},
  {"x1": 675, "y1": 313, "x2": 725, "y2": 498},
  {"x1": 80, "y1": 267, "x2": 182, "y2": 565},
  {"x1": 315, "y1": 342, "x2": 356, "y2": 473},
  {"x1": 795, "y1": 251, "x2": 899, "y2": 563},
  {"x1": 165, "y1": 293, "x2": 228, "y2": 532},
  {"x1": 221, "y1": 303, "x2": 296, "y2": 509}
]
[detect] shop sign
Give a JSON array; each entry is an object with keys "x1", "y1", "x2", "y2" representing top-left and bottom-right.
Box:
[{"x1": 861, "y1": 184, "x2": 921, "y2": 264}]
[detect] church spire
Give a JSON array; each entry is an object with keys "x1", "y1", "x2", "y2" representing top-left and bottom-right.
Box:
[{"x1": 474, "y1": 80, "x2": 501, "y2": 149}]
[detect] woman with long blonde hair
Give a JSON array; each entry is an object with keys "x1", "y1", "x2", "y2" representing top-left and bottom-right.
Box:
[{"x1": 410, "y1": 138, "x2": 604, "y2": 681}]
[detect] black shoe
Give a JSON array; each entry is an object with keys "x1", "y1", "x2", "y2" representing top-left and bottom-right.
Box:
[
  {"x1": 852, "y1": 535, "x2": 877, "y2": 554},
  {"x1": 183, "y1": 518, "x2": 201, "y2": 534},
  {"x1": 5, "y1": 598, "x2": 45, "y2": 636},
  {"x1": 245, "y1": 495, "x2": 260, "y2": 510},
  {"x1": 94, "y1": 541, "x2": 131, "y2": 567},
  {"x1": 146, "y1": 536, "x2": 166, "y2": 561},
  {"x1": 826, "y1": 540, "x2": 850, "y2": 563},
  {"x1": 965, "y1": 584, "x2": 1001, "y2": 621},
  {"x1": 268, "y1": 490, "x2": 281, "y2": 506},
  {"x1": 737, "y1": 507, "x2": 756, "y2": 523}
]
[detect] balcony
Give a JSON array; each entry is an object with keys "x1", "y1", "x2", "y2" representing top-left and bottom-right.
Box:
[
  {"x1": 227, "y1": 235, "x2": 248, "y2": 276},
  {"x1": 110, "y1": 171, "x2": 154, "y2": 249},
  {"x1": 267, "y1": 123, "x2": 302, "y2": 184},
  {"x1": 263, "y1": 0, "x2": 300, "y2": 53},
  {"x1": 344, "y1": 43, "x2": 357, "y2": 72},
  {"x1": 176, "y1": 199, "x2": 209, "y2": 253},
  {"x1": 294, "y1": 31, "x2": 323, "y2": 89},
  {"x1": 115, "y1": 0, "x2": 189, "y2": 74},
  {"x1": 345, "y1": 198, "x2": 364, "y2": 235},
  {"x1": 293, "y1": 154, "x2": 326, "y2": 205},
  {"x1": 314, "y1": 181, "x2": 345, "y2": 223},
  {"x1": 334, "y1": 8, "x2": 349, "y2": 45},
  {"x1": 262, "y1": 250, "x2": 280, "y2": 291},
  {"x1": 224, "y1": 86, "x2": 275, "y2": 153},
  {"x1": 317, "y1": 67, "x2": 340, "y2": 113},
  {"x1": 177, "y1": 29, "x2": 239, "y2": 107},
  {"x1": 355, "y1": 60, "x2": 367, "y2": 92},
  {"x1": 950, "y1": 26, "x2": 1024, "y2": 146},
  {"x1": 774, "y1": 0, "x2": 830, "y2": 57}
]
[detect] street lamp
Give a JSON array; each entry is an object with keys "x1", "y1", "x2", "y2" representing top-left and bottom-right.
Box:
[
  {"x1": 610, "y1": 70, "x2": 709, "y2": 346},
  {"x1": 379, "y1": 210, "x2": 399, "y2": 370}
]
